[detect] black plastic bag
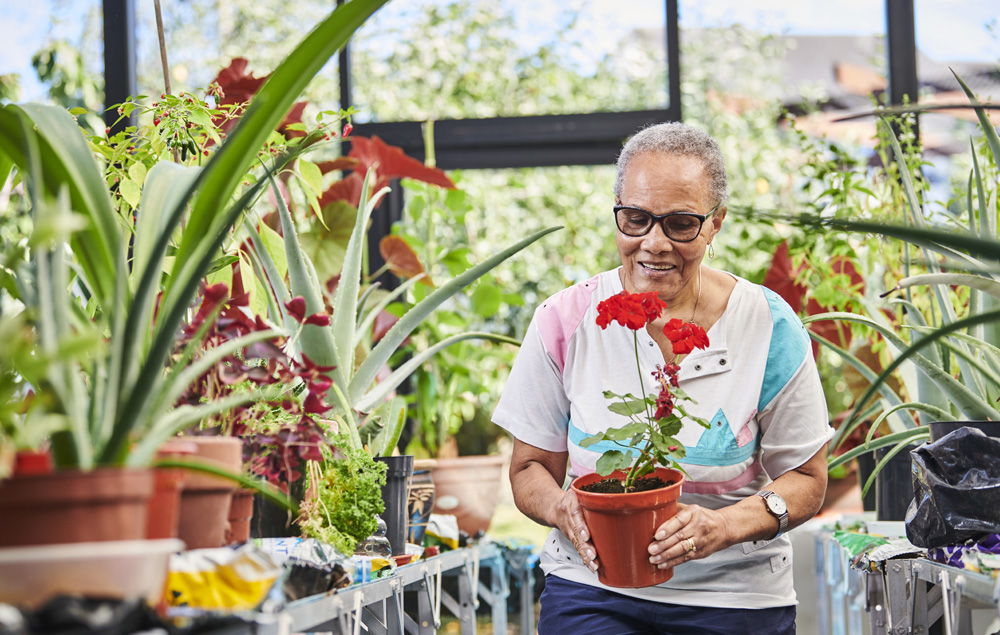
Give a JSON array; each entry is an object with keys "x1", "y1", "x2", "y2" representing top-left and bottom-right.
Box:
[{"x1": 905, "y1": 427, "x2": 1000, "y2": 548}]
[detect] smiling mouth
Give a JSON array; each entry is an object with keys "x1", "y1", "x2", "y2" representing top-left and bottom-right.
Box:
[{"x1": 640, "y1": 262, "x2": 675, "y2": 272}]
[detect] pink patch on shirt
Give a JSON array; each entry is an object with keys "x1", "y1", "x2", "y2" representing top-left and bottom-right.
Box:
[
  {"x1": 736, "y1": 410, "x2": 757, "y2": 447},
  {"x1": 536, "y1": 274, "x2": 600, "y2": 373},
  {"x1": 682, "y1": 461, "x2": 763, "y2": 495},
  {"x1": 569, "y1": 458, "x2": 594, "y2": 479}
]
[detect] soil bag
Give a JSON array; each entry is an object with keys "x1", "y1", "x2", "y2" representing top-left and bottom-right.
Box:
[{"x1": 905, "y1": 427, "x2": 1000, "y2": 548}]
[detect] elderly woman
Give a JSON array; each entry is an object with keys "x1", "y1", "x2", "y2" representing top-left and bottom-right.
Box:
[{"x1": 492, "y1": 122, "x2": 832, "y2": 634}]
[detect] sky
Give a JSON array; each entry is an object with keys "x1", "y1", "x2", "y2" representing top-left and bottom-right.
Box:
[{"x1": 0, "y1": 0, "x2": 997, "y2": 102}]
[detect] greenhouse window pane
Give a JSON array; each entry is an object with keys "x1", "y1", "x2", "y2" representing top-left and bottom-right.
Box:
[
  {"x1": 133, "y1": 1, "x2": 340, "y2": 107},
  {"x1": 351, "y1": 0, "x2": 670, "y2": 122},
  {"x1": 913, "y1": 0, "x2": 999, "y2": 156}
]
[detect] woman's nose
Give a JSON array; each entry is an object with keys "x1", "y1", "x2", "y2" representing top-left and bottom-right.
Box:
[{"x1": 641, "y1": 221, "x2": 675, "y2": 252}]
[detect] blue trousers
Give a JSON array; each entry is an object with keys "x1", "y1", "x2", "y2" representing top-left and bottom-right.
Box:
[{"x1": 538, "y1": 575, "x2": 796, "y2": 635}]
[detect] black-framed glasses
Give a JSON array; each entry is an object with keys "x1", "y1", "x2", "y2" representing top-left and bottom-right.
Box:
[{"x1": 613, "y1": 203, "x2": 720, "y2": 241}]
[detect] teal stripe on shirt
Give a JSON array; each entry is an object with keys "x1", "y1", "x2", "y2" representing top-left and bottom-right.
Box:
[{"x1": 759, "y1": 287, "x2": 809, "y2": 412}]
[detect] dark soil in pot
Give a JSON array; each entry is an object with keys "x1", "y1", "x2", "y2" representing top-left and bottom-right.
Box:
[{"x1": 580, "y1": 475, "x2": 674, "y2": 494}]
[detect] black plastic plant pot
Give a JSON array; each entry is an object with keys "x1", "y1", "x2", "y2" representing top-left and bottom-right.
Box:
[
  {"x1": 375, "y1": 455, "x2": 414, "y2": 556},
  {"x1": 874, "y1": 445, "x2": 919, "y2": 522},
  {"x1": 928, "y1": 421, "x2": 1000, "y2": 443}
]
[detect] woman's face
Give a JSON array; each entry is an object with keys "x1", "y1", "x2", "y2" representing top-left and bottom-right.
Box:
[{"x1": 616, "y1": 152, "x2": 725, "y2": 303}]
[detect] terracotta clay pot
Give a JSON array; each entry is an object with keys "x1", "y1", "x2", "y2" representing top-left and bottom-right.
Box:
[
  {"x1": 146, "y1": 440, "x2": 199, "y2": 540},
  {"x1": 225, "y1": 488, "x2": 255, "y2": 545},
  {"x1": 175, "y1": 436, "x2": 241, "y2": 550},
  {"x1": 0, "y1": 468, "x2": 154, "y2": 547},
  {"x1": 570, "y1": 467, "x2": 685, "y2": 588},
  {"x1": 430, "y1": 455, "x2": 504, "y2": 537}
]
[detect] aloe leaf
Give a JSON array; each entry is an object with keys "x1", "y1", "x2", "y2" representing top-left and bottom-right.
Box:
[
  {"x1": 128, "y1": 385, "x2": 286, "y2": 466},
  {"x1": 359, "y1": 396, "x2": 406, "y2": 457},
  {"x1": 953, "y1": 71, "x2": 1000, "y2": 171},
  {"x1": 330, "y1": 169, "x2": 388, "y2": 387},
  {"x1": 0, "y1": 104, "x2": 118, "y2": 307},
  {"x1": 835, "y1": 309, "x2": 1000, "y2": 426},
  {"x1": 355, "y1": 331, "x2": 520, "y2": 413},
  {"x1": 271, "y1": 166, "x2": 343, "y2": 389},
  {"x1": 914, "y1": 330, "x2": 1000, "y2": 397},
  {"x1": 828, "y1": 427, "x2": 929, "y2": 472},
  {"x1": 350, "y1": 226, "x2": 561, "y2": 405},
  {"x1": 859, "y1": 435, "x2": 928, "y2": 498},
  {"x1": 889, "y1": 272, "x2": 1000, "y2": 300},
  {"x1": 245, "y1": 220, "x2": 292, "y2": 326},
  {"x1": 809, "y1": 333, "x2": 916, "y2": 450},
  {"x1": 354, "y1": 274, "x2": 425, "y2": 348},
  {"x1": 132, "y1": 162, "x2": 200, "y2": 296},
  {"x1": 805, "y1": 311, "x2": 1000, "y2": 421},
  {"x1": 864, "y1": 402, "x2": 953, "y2": 447}
]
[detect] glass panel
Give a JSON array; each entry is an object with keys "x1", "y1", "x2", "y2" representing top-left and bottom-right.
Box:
[
  {"x1": 913, "y1": 0, "x2": 999, "y2": 167},
  {"x1": 133, "y1": 1, "x2": 340, "y2": 106},
  {"x1": 351, "y1": 0, "x2": 669, "y2": 122},
  {"x1": 0, "y1": 0, "x2": 103, "y2": 105}
]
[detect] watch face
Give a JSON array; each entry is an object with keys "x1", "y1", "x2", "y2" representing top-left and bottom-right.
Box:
[{"x1": 768, "y1": 494, "x2": 787, "y2": 515}]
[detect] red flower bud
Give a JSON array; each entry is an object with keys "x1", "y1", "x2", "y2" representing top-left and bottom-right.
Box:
[
  {"x1": 153, "y1": 118, "x2": 161, "y2": 126},
  {"x1": 342, "y1": 123, "x2": 353, "y2": 137}
]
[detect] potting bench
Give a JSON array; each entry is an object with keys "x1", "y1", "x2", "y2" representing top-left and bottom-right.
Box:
[
  {"x1": 815, "y1": 527, "x2": 1000, "y2": 635},
  {"x1": 276, "y1": 542, "x2": 520, "y2": 634}
]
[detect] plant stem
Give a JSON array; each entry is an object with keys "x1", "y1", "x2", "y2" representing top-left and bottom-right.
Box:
[{"x1": 624, "y1": 331, "x2": 649, "y2": 490}]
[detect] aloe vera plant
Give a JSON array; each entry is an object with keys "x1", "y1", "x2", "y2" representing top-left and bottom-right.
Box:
[
  {"x1": 799, "y1": 74, "x2": 1000, "y2": 493},
  {"x1": 246, "y1": 167, "x2": 560, "y2": 456},
  {"x1": 0, "y1": 0, "x2": 390, "y2": 470}
]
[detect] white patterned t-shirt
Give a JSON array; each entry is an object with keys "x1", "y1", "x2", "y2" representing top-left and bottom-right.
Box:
[{"x1": 492, "y1": 268, "x2": 832, "y2": 609}]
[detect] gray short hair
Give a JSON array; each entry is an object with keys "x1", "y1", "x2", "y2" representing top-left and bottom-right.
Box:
[{"x1": 614, "y1": 122, "x2": 728, "y2": 207}]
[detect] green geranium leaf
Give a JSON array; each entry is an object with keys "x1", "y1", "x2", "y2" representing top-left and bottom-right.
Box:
[
  {"x1": 596, "y1": 450, "x2": 630, "y2": 476},
  {"x1": 601, "y1": 421, "x2": 645, "y2": 440},
  {"x1": 607, "y1": 400, "x2": 645, "y2": 417}
]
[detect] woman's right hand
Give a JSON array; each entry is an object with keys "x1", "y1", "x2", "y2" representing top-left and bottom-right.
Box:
[{"x1": 556, "y1": 489, "x2": 598, "y2": 572}]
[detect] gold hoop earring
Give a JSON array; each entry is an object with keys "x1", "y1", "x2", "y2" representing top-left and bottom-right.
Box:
[{"x1": 708, "y1": 243, "x2": 715, "y2": 259}]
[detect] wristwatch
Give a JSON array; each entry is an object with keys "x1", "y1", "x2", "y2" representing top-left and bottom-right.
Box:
[{"x1": 756, "y1": 490, "x2": 788, "y2": 539}]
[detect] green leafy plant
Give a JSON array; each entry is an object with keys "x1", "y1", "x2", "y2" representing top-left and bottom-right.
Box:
[
  {"x1": 0, "y1": 0, "x2": 391, "y2": 470},
  {"x1": 297, "y1": 437, "x2": 386, "y2": 556}
]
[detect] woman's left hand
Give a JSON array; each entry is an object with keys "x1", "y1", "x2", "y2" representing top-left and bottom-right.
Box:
[{"x1": 646, "y1": 503, "x2": 732, "y2": 569}]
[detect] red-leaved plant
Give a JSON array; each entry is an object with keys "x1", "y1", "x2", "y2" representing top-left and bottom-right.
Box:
[
  {"x1": 580, "y1": 290, "x2": 711, "y2": 491},
  {"x1": 174, "y1": 283, "x2": 338, "y2": 491}
]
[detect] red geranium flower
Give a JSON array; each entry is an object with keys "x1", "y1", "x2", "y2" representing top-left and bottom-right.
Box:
[
  {"x1": 663, "y1": 319, "x2": 710, "y2": 355},
  {"x1": 596, "y1": 291, "x2": 666, "y2": 331}
]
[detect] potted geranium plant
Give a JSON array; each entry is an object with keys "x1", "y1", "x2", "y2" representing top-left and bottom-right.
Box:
[{"x1": 568, "y1": 289, "x2": 710, "y2": 588}]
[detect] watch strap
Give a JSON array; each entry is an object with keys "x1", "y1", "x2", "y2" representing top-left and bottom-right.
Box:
[{"x1": 756, "y1": 490, "x2": 789, "y2": 538}]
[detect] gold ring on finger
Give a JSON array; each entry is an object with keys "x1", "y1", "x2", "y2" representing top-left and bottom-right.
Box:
[{"x1": 685, "y1": 537, "x2": 697, "y2": 552}]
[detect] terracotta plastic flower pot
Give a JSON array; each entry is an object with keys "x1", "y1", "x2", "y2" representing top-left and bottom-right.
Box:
[
  {"x1": 431, "y1": 455, "x2": 505, "y2": 537},
  {"x1": 146, "y1": 440, "x2": 199, "y2": 540},
  {"x1": 175, "y1": 436, "x2": 241, "y2": 550},
  {"x1": 570, "y1": 467, "x2": 685, "y2": 588},
  {"x1": 225, "y1": 488, "x2": 255, "y2": 545},
  {"x1": 0, "y1": 467, "x2": 154, "y2": 547}
]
